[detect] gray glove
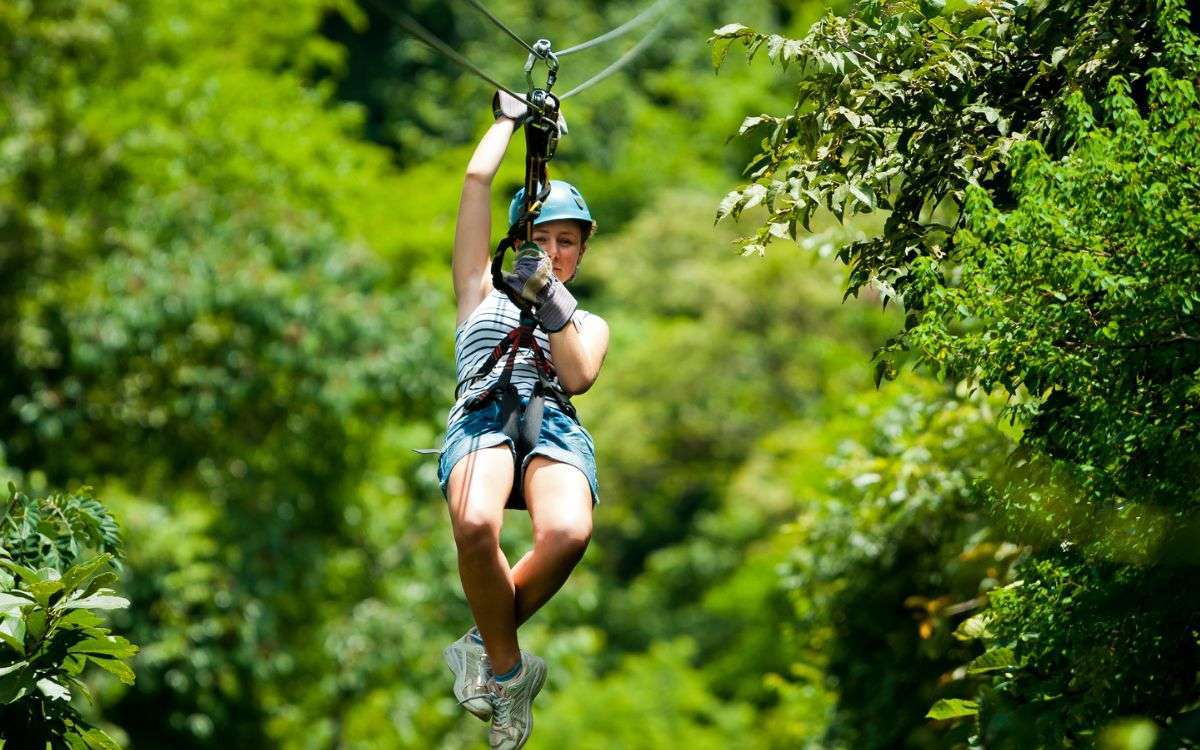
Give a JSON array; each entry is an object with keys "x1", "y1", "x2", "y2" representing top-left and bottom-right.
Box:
[
  {"x1": 501, "y1": 243, "x2": 577, "y2": 333},
  {"x1": 493, "y1": 90, "x2": 569, "y2": 132},
  {"x1": 492, "y1": 90, "x2": 530, "y2": 126}
]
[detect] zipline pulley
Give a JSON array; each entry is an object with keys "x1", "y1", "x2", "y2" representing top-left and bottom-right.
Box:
[{"x1": 524, "y1": 38, "x2": 559, "y2": 93}]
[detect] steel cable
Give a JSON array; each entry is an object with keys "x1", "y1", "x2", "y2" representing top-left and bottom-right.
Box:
[
  {"x1": 559, "y1": 12, "x2": 671, "y2": 100},
  {"x1": 557, "y1": 0, "x2": 672, "y2": 57},
  {"x1": 456, "y1": 0, "x2": 539, "y2": 56},
  {"x1": 362, "y1": 0, "x2": 536, "y2": 108}
]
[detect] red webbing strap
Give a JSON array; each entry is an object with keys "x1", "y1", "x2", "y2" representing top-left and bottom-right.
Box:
[
  {"x1": 459, "y1": 316, "x2": 577, "y2": 421},
  {"x1": 462, "y1": 320, "x2": 535, "y2": 409}
]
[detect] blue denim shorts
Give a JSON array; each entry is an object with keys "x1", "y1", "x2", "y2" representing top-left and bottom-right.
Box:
[{"x1": 437, "y1": 395, "x2": 599, "y2": 509}]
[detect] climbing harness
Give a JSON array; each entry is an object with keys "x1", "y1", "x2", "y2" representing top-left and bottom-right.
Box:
[{"x1": 453, "y1": 306, "x2": 579, "y2": 509}]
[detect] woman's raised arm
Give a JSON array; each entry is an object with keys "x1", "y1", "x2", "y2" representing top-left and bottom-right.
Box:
[{"x1": 453, "y1": 96, "x2": 525, "y2": 327}]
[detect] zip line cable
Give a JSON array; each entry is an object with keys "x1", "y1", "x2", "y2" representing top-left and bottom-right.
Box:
[
  {"x1": 456, "y1": 0, "x2": 539, "y2": 56},
  {"x1": 559, "y1": 13, "x2": 671, "y2": 100},
  {"x1": 362, "y1": 0, "x2": 536, "y2": 108},
  {"x1": 557, "y1": 0, "x2": 672, "y2": 57},
  {"x1": 363, "y1": 0, "x2": 674, "y2": 109}
]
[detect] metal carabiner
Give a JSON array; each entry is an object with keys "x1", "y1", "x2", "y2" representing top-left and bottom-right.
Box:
[{"x1": 524, "y1": 38, "x2": 559, "y2": 94}]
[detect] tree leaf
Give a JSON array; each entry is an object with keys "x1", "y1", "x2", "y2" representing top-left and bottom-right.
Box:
[
  {"x1": 36, "y1": 676, "x2": 71, "y2": 701},
  {"x1": 849, "y1": 183, "x2": 876, "y2": 210},
  {"x1": 715, "y1": 190, "x2": 742, "y2": 223},
  {"x1": 0, "y1": 666, "x2": 34, "y2": 704},
  {"x1": 711, "y1": 23, "x2": 752, "y2": 38},
  {"x1": 60, "y1": 592, "x2": 129, "y2": 611},
  {"x1": 967, "y1": 646, "x2": 1016, "y2": 674},
  {"x1": 709, "y1": 24, "x2": 754, "y2": 70},
  {"x1": 59, "y1": 554, "x2": 112, "y2": 599},
  {"x1": 25, "y1": 609, "x2": 47, "y2": 642},
  {"x1": 0, "y1": 561, "x2": 39, "y2": 586},
  {"x1": 954, "y1": 612, "x2": 994, "y2": 641},
  {"x1": 0, "y1": 613, "x2": 25, "y2": 655},
  {"x1": 86, "y1": 654, "x2": 137, "y2": 686},
  {"x1": 740, "y1": 183, "x2": 768, "y2": 212},
  {"x1": 79, "y1": 728, "x2": 123, "y2": 750},
  {"x1": 73, "y1": 636, "x2": 137, "y2": 659},
  {"x1": 57, "y1": 609, "x2": 105, "y2": 629},
  {"x1": 0, "y1": 592, "x2": 33, "y2": 616},
  {"x1": 926, "y1": 698, "x2": 979, "y2": 719},
  {"x1": 29, "y1": 578, "x2": 64, "y2": 608},
  {"x1": 738, "y1": 115, "x2": 778, "y2": 135}
]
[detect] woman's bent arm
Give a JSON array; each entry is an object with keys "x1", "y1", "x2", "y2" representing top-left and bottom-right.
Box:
[
  {"x1": 549, "y1": 315, "x2": 610, "y2": 395},
  {"x1": 454, "y1": 119, "x2": 518, "y2": 327}
]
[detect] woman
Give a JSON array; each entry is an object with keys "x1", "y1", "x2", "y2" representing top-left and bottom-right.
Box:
[{"x1": 438, "y1": 91, "x2": 609, "y2": 750}]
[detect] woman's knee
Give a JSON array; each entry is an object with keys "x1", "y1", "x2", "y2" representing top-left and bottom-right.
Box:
[
  {"x1": 534, "y1": 518, "x2": 592, "y2": 559},
  {"x1": 451, "y1": 509, "x2": 502, "y2": 555},
  {"x1": 447, "y1": 446, "x2": 513, "y2": 554},
  {"x1": 524, "y1": 457, "x2": 593, "y2": 558}
]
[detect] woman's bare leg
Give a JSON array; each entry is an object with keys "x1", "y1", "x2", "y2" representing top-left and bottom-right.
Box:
[
  {"x1": 446, "y1": 445, "x2": 521, "y2": 674},
  {"x1": 510, "y1": 455, "x2": 594, "y2": 627}
]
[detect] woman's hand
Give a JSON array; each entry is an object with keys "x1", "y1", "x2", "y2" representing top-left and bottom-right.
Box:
[
  {"x1": 501, "y1": 243, "x2": 577, "y2": 332},
  {"x1": 492, "y1": 90, "x2": 530, "y2": 126}
]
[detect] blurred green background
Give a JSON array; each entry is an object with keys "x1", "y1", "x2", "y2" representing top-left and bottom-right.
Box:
[{"x1": 1, "y1": 0, "x2": 1196, "y2": 748}]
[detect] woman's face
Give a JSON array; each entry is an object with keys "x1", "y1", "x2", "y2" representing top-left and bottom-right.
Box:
[{"x1": 531, "y1": 220, "x2": 586, "y2": 283}]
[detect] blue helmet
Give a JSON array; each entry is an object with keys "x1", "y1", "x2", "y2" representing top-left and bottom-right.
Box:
[{"x1": 508, "y1": 179, "x2": 596, "y2": 233}]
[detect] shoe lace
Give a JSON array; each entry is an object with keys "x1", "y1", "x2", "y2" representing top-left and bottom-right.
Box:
[{"x1": 491, "y1": 682, "x2": 513, "y2": 726}]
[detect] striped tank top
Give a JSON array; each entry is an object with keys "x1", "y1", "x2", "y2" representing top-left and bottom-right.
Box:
[{"x1": 447, "y1": 289, "x2": 591, "y2": 426}]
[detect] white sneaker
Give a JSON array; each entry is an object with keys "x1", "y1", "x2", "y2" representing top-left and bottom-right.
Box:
[
  {"x1": 488, "y1": 651, "x2": 547, "y2": 750},
  {"x1": 443, "y1": 630, "x2": 493, "y2": 721}
]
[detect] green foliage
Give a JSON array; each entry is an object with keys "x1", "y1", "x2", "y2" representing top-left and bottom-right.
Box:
[
  {"x1": 910, "y1": 73, "x2": 1200, "y2": 552},
  {"x1": 909, "y1": 69, "x2": 1200, "y2": 744},
  {"x1": 720, "y1": 1, "x2": 1200, "y2": 746},
  {"x1": 1, "y1": 0, "x2": 446, "y2": 744},
  {"x1": 960, "y1": 556, "x2": 1200, "y2": 747},
  {"x1": 928, "y1": 699, "x2": 980, "y2": 720},
  {"x1": 1, "y1": 484, "x2": 121, "y2": 574},
  {"x1": 0, "y1": 485, "x2": 136, "y2": 749},
  {"x1": 581, "y1": 189, "x2": 897, "y2": 617},
  {"x1": 2, "y1": 0, "x2": 911, "y2": 744},
  {"x1": 17, "y1": 0, "x2": 1198, "y2": 745},
  {"x1": 712, "y1": 0, "x2": 1193, "y2": 360},
  {"x1": 532, "y1": 639, "x2": 761, "y2": 749},
  {"x1": 763, "y1": 382, "x2": 1015, "y2": 748}
]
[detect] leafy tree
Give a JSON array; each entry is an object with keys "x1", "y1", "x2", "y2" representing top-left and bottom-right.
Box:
[
  {"x1": 1, "y1": 0, "x2": 444, "y2": 744},
  {"x1": 741, "y1": 380, "x2": 1015, "y2": 748},
  {"x1": 717, "y1": 0, "x2": 1200, "y2": 745},
  {"x1": 532, "y1": 639, "x2": 762, "y2": 750},
  {"x1": 922, "y1": 72, "x2": 1200, "y2": 746},
  {"x1": 711, "y1": 0, "x2": 1194, "y2": 338},
  {"x1": 1, "y1": 484, "x2": 137, "y2": 749}
]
